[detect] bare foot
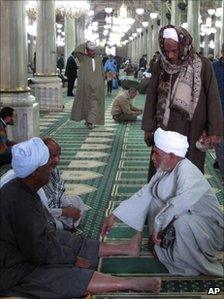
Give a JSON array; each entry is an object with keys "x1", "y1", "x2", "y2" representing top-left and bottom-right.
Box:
[
  {"x1": 133, "y1": 277, "x2": 162, "y2": 293},
  {"x1": 124, "y1": 232, "x2": 142, "y2": 256}
]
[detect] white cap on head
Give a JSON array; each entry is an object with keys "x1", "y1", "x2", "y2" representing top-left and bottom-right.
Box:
[
  {"x1": 12, "y1": 137, "x2": 49, "y2": 178},
  {"x1": 86, "y1": 41, "x2": 97, "y2": 50},
  {"x1": 154, "y1": 128, "x2": 189, "y2": 158},
  {"x1": 163, "y1": 28, "x2": 179, "y2": 43}
]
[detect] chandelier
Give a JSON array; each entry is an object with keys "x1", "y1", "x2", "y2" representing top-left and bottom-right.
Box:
[{"x1": 25, "y1": 1, "x2": 90, "y2": 20}]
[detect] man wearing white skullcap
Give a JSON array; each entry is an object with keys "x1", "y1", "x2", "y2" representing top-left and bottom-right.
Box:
[
  {"x1": 70, "y1": 40, "x2": 105, "y2": 129},
  {"x1": 12, "y1": 137, "x2": 49, "y2": 178},
  {"x1": 141, "y1": 24, "x2": 223, "y2": 181},
  {"x1": 102, "y1": 128, "x2": 223, "y2": 277},
  {"x1": 0, "y1": 141, "x2": 161, "y2": 296}
]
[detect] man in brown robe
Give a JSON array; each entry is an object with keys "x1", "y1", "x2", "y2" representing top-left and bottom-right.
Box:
[
  {"x1": 70, "y1": 41, "x2": 105, "y2": 129},
  {"x1": 141, "y1": 25, "x2": 223, "y2": 180}
]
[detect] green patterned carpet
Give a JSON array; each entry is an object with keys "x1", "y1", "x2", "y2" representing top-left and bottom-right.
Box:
[{"x1": 1, "y1": 89, "x2": 223, "y2": 299}]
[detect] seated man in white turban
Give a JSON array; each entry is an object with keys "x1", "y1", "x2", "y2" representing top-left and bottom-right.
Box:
[
  {"x1": 0, "y1": 137, "x2": 161, "y2": 298},
  {"x1": 102, "y1": 128, "x2": 224, "y2": 277}
]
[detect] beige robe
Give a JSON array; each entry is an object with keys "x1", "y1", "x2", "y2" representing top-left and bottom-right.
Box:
[{"x1": 70, "y1": 44, "x2": 105, "y2": 125}]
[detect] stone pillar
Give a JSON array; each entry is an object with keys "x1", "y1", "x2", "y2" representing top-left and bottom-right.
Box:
[
  {"x1": 147, "y1": 21, "x2": 153, "y2": 60},
  {"x1": 161, "y1": 1, "x2": 168, "y2": 27},
  {"x1": 204, "y1": 35, "x2": 209, "y2": 57},
  {"x1": 76, "y1": 16, "x2": 86, "y2": 46},
  {"x1": 221, "y1": 0, "x2": 224, "y2": 50},
  {"x1": 64, "y1": 16, "x2": 76, "y2": 63},
  {"x1": 142, "y1": 29, "x2": 147, "y2": 55},
  {"x1": 0, "y1": 0, "x2": 39, "y2": 142},
  {"x1": 187, "y1": 0, "x2": 200, "y2": 53},
  {"x1": 152, "y1": 20, "x2": 159, "y2": 55},
  {"x1": 214, "y1": 27, "x2": 221, "y2": 58},
  {"x1": 32, "y1": 0, "x2": 63, "y2": 111},
  {"x1": 171, "y1": 0, "x2": 180, "y2": 26}
]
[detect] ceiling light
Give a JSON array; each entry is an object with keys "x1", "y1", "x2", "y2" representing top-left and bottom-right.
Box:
[
  {"x1": 215, "y1": 20, "x2": 222, "y2": 28},
  {"x1": 88, "y1": 10, "x2": 94, "y2": 17},
  {"x1": 150, "y1": 12, "x2": 158, "y2": 19},
  {"x1": 207, "y1": 9, "x2": 216, "y2": 16},
  {"x1": 132, "y1": 33, "x2": 137, "y2": 37},
  {"x1": 136, "y1": 28, "x2": 142, "y2": 33},
  {"x1": 105, "y1": 7, "x2": 113, "y2": 14},
  {"x1": 215, "y1": 7, "x2": 222, "y2": 17},
  {"x1": 129, "y1": 36, "x2": 134, "y2": 40},
  {"x1": 142, "y1": 21, "x2": 149, "y2": 28},
  {"x1": 136, "y1": 8, "x2": 144, "y2": 15},
  {"x1": 92, "y1": 21, "x2": 98, "y2": 27},
  {"x1": 181, "y1": 23, "x2": 188, "y2": 29},
  {"x1": 56, "y1": 23, "x2": 62, "y2": 29}
]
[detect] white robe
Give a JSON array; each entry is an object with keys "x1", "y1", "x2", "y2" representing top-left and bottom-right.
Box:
[{"x1": 113, "y1": 159, "x2": 224, "y2": 276}]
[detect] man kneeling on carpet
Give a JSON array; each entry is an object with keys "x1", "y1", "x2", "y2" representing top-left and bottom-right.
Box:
[
  {"x1": 0, "y1": 137, "x2": 161, "y2": 298},
  {"x1": 102, "y1": 128, "x2": 224, "y2": 277},
  {"x1": 111, "y1": 87, "x2": 143, "y2": 122}
]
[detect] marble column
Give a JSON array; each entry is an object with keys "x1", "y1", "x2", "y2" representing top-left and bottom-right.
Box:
[
  {"x1": 161, "y1": 1, "x2": 168, "y2": 27},
  {"x1": 147, "y1": 21, "x2": 153, "y2": 60},
  {"x1": 142, "y1": 29, "x2": 147, "y2": 55},
  {"x1": 221, "y1": 0, "x2": 224, "y2": 50},
  {"x1": 214, "y1": 27, "x2": 221, "y2": 58},
  {"x1": 204, "y1": 34, "x2": 209, "y2": 57},
  {"x1": 32, "y1": 0, "x2": 63, "y2": 111},
  {"x1": 152, "y1": 20, "x2": 159, "y2": 55},
  {"x1": 187, "y1": 0, "x2": 200, "y2": 53},
  {"x1": 171, "y1": 0, "x2": 180, "y2": 26},
  {"x1": 0, "y1": 0, "x2": 39, "y2": 141},
  {"x1": 76, "y1": 16, "x2": 86, "y2": 46},
  {"x1": 64, "y1": 16, "x2": 76, "y2": 63}
]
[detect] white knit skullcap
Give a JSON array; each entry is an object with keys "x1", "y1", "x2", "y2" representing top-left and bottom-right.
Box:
[
  {"x1": 12, "y1": 137, "x2": 49, "y2": 178},
  {"x1": 154, "y1": 128, "x2": 189, "y2": 158},
  {"x1": 86, "y1": 41, "x2": 97, "y2": 50},
  {"x1": 163, "y1": 28, "x2": 179, "y2": 43}
]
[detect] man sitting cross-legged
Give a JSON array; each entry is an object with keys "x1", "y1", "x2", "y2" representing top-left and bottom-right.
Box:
[
  {"x1": 111, "y1": 87, "x2": 143, "y2": 122},
  {"x1": 0, "y1": 137, "x2": 161, "y2": 298},
  {"x1": 102, "y1": 128, "x2": 224, "y2": 277}
]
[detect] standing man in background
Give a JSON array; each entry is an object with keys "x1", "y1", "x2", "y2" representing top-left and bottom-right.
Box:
[
  {"x1": 65, "y1": 51, "x2": 77, "y2": 96},
  {"x1": 212, "y1": 43, "x2": 224, "y2": 184},
  {"x1": 70, "y1": 41, "x2": 105, "y2": 129}
]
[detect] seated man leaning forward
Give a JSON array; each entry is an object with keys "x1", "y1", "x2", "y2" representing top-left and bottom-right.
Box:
[
  {"x1": 42, "y1": 137, "x2": 84, "y2": 231},
  {"x1": 102, "y1": 128, "x2": 224, "y2": 277},
  {"x1": 111, "y1": 87, "x2": 143, "y2": 122},
  {"x1": 0, "y1": 137, "x2": 161, "y2": 298}
]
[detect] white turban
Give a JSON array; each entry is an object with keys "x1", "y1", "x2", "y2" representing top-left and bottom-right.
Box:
[
  {"x1": 154, "y1": 128, "x2": 189, "y2": 158},
  {"x1": 12, "y1": 137, "x2": 49, "y2": 178},
  {"x1": 86, "y1": 41, "x2": 97, "y2": 50},
  {"x1": 163, "y1": 28, "x2": 179, "y2": 43}
]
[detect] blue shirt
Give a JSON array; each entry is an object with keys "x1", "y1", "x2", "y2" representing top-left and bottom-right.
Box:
[{"x1": 213, "y1": 58, "x2": 224, "y2": 115}]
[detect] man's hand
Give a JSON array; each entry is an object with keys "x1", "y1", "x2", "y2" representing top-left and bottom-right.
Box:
[
  {"x1": 62, "y1": 207, "x2": 81, "y2": 220},
  {"x1": 101, "y1": 214, "x2": 116, "y2": 237},
  {"x1": 151, "y1": 231, "x2": 162, "y2": 245},
  {"x1": 144, "y1": 131, "x2": 154, "y2": 147}
]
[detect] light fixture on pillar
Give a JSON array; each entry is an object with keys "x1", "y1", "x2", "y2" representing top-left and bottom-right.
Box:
[
  {"x1": 136, "y1": 8, "x2": 144, "y2": 15},
  {"x1": 132, "y1": 33, "x2": 138, "y2": 37},
  {"x1": 136, "y1": 28, "x2": 142, "y2": 33},
  {"x1": 181, "y1": 23, "x2": 188, "y2": 29},
  {"x1": 142, "y1": 21, "x2": 149, "y2": 28},
  {"x1": 215, "y1": 7, "x2": 223, "y2": 17},
  {"x1": 150, "y1": 12, "x2": 158, "y2": 19}
]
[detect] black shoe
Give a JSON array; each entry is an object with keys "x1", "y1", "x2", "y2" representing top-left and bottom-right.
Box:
[
  {"x1": 67, "y1": 93, "x2": 74, "y2": 96},
  {"x1": 213, "y1": 161, "x2": 219, "y2": 169}
]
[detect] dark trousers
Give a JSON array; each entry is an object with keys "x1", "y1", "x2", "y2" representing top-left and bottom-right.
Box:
[
  {"x1": 0, "y1": 152, "x2": 12, "y2": 167},
  {"x1": 107, "y1": 80, "x2": 112, "y2": 94},
  {"x1": 67, "y1": 77, "x2": 76, "y2": 96}
]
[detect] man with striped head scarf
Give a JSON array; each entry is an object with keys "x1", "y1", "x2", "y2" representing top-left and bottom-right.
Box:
[{"x1": 141, "y1": 25, "x2": 223, "y2": 181}]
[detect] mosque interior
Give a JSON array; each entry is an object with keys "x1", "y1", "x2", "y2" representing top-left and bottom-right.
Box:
[{"x1": 0, "y1": 0, "x2": 223, "y2": 298}]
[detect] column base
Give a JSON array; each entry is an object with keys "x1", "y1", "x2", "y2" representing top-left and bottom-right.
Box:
[
  {"x1": 0, "y1": 92, "x2": 39, "y2": 142},
  {"x1": 31, "y1": 76, "x2": 64, "y2": 112}
]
